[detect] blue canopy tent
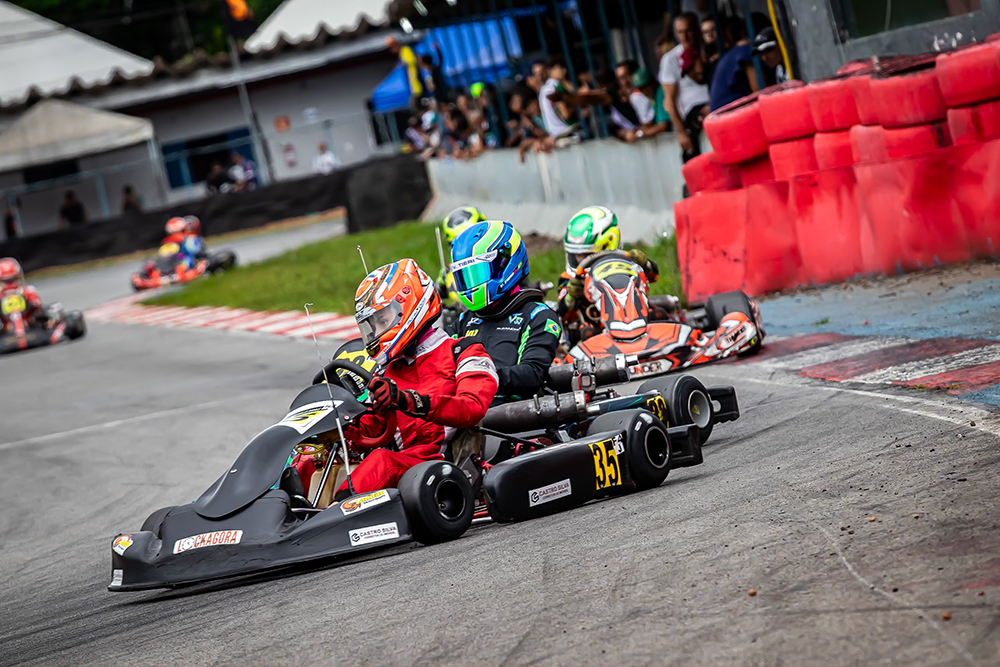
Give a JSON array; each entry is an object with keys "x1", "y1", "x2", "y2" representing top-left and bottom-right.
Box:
[{"x1": 371, "y1": 18, "x2": 523, "y2": 113}]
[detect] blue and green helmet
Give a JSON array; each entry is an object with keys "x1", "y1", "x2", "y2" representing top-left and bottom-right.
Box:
[{"x1": 449, "y1": 221, "x2": 529, "y2": 311}]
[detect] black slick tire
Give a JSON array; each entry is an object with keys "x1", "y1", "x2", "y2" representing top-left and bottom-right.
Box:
[
  {"x1": 64, "y1": 311, "x2": 86, "y2": 340},
  {"x1": 637, "y1": 374, "x2": 715, "y2": 444},
  {"x1": 398, "y1": 460, "x2": 474, "y2": 545}
]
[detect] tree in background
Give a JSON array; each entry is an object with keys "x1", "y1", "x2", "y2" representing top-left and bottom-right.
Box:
[{"x1": 11, "y1": 0, "x2": 284, "y2": 61}]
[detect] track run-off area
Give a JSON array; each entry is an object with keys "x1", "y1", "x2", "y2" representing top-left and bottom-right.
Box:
[{"x1": 1, "y1": 229, "x2": 998, "y2": 666}]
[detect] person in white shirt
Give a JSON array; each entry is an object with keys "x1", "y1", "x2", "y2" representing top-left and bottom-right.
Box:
[
  {"x1": 538, "y1": 55, "x2": 577, "y2": 138},
  {"x1": 313, "y1": 142, "x2": 340, "y2": 175},
  {"x1": 659, "y1": 11, "x2": 711, "y2": 162}
]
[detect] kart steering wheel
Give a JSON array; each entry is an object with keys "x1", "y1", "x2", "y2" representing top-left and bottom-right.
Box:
[{"x1": 312, "y1": 358, "x2": 375, "y2": 392}]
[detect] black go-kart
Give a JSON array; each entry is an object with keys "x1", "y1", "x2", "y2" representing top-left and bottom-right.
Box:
[
  {"x1": 109, "y1": 348, "x2": 739, "y2": 591},
  {"x1": 1, "y1": 292, "x2": 86, "y2": 354}
]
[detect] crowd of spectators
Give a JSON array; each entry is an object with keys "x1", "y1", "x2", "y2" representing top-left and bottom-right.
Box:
[{"x1": 402, "y1": 10, "x2": 788, "y2": 165}]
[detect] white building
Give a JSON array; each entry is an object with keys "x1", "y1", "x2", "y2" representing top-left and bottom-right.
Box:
[{"x1": 0, "y1": 0, "x2": 406, "y2": 236}]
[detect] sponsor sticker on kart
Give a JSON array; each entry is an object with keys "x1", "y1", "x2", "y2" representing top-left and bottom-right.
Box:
[
  {"x1": 612, "y1": 433, "x2": 625, "y2": 455},
  {"x1": 110, "y1": 569, "x2": 123, "y2": 588},
  {"x1": 528, "y1": 478, "x2": 572, "y2": 507},
  {"x1": 172, "y1": 529, "x2": 243, "y2": 555},
  {"x1": 349, "y1": 522, "x2": 400, "y2": 547},
  {"x1": 112, "y1": 534, "x2": 133, "y2": 556},
  {"x1": 1, "y1": 294, "x2": 26, "y2": 315},
  {"x1": 279, "y1": 400, "x2": 339, "y2": 434},
  {"x1": 340, "y1": 490, "x2": 390, "y2": 515}
]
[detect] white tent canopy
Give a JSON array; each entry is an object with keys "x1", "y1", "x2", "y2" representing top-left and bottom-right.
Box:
[
  {"x1": 0, "y1": 99, "x2": 154, "y2": 173},
  {"x1": 0, "y1": 1, "x2": 154, "y2": 107},
  {"x1": 245, "y1": 0, "x2": 391, "y2": 53}
]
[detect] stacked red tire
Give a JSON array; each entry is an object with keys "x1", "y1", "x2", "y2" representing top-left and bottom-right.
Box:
[
  {"x1": 758, "y1": 82, "x2": 816, "y2": 142},
  {"x1": 883, "y1": 122, "x2": 952, "y2": 159},
  {"x1": 808, "y1": 76, "x2": 860, "y2": 132},
  {"x1": 814, "y1": 130, "x2": 855, "y2": 169},
  {"x1": 850, "y1": 125, "x2": 887, "y2": 164},
  {"x1": 738, "y1": 155, "x2": 774, "y2": 187},
  {"x1": 682, "y1": 153, "x2": 742, "y2": 194},
  {"x1": 770, "y1": 137, "x2": 818, "y2": 181},
  {"x1": 947, "y1": 99, "x2": 1000, "y2": 145},
  {"x1": 848, "y1": 75, "x2": 879, "y2": 125},
  {"x1": 935, "y1": 42, "x2": 1000, "y2": 107},
  {"x1": 703, "y1": 95, "x2": 769, "y2": 165}
]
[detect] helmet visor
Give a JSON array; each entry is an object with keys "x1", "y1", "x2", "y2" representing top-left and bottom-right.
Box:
[
  {"x1": 566, "y1": 251, "x2": 593, "y2": 271},
  {"x1": 357, "y1": 302, "x2": 402, "y2": 346},
  {"x1": 450, "y1": 250, "x2": 500, "y2": 292}
]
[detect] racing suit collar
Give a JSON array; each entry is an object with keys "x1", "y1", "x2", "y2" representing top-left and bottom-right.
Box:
[{"x1": 477, "y1": 288, "x2": 545, "y2": 321}]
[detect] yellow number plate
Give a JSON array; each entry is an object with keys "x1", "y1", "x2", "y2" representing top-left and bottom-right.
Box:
[
  {"x1": 1, "y1": 294, "x2": 26, "y2": 315},
  {"x1": 158, "y1": 243, "x2": 181, "y2": 256},
  {"x1": 589, "y1": 438, "x2": 622, "y2": 490},
  {"x1": 644, "y1": 394, "x2": 669, "y2": 426}
]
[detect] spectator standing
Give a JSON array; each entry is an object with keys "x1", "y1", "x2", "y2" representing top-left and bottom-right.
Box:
[
  {"x1": 231, "y1": 152, "x2": 258, "y2": 190},
  {"x1": 659, "y1": 12, "x2": 710, "y2": 162},
  {"x1": 628, "y1": 69, "x2": 671, "y2": 141},
  {"x1": 207, "y1": 163, "x2": 234, "y2": 194},
  {"x1": 539, "y1": 55, "x2": 578, "y2": 138},
  {"x1": 702, "y1": 16, "x2": 719, "y2": 60},
  {"x1": 59, "y1": 190, "x2": 86, "y2": 227},
  {"x1": 4, "y1": 199, "x2": 20, "y2": 240},
  {"x1": 753, "y1": 27, "x2": 789, "y2": 86},
  {"x1": 709, "y1": 19, "x2": 758, "y2": 111},
  {"x1": 313, "y1": 142, "x2": 340, "y2": 174},
  {"x1": 121, "y1": 185, "x2": 143, "y2": 213},
  {"x1": 526, "y1": 61, "x2": 548, "y2": 95},
  {"x1": 421, "y1": 53, "x2": 449, "y2": 107},
  {"x1": 386, "y1": 37, "x2": 423, "y2": 110}
]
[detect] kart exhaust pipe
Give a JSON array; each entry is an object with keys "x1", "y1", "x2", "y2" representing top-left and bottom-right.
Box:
[
  {"x1": 547, "y1": 354, "x2": 632, "y2": 392},
  {"x1": 482, "y1": 391, "x2": 593, "y2": 433}
]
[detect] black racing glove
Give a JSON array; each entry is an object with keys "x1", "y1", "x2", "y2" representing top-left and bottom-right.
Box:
[
  {"x1": 368, "y1": 377, "x2": 430, "y2": 418},
  {"x1": 396, "y1": 390, "x2": 431, "y2": 419}
]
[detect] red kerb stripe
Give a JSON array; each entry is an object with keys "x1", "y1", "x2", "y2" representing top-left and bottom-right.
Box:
[{"x1": 798, "y1": 338, "x2": 994, "y2": 381}]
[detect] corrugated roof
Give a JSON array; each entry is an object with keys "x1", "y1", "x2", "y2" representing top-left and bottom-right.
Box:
[
  {"x1": 0, "y1": 1, "x2": 154, "y2": 108},
  {"x1": 0, "y1": 99, "x2": 153, "y2": 172},
  {"x1": 245, "y1": 0, "x2": 392, "y2": 53}
]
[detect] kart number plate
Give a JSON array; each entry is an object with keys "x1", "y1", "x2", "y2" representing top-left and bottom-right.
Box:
[
  {"x1": 1, "y1": 294, "x2": 26, "y2": 315},
  {"x1": 644, "y1": 395, "x2": 669, "y2": 426},
  {"x1": 589, "y1": 438, "x2": 621, "y2": 490},
  {"x1": 159, "y1": 243, "x2": 180, "y2": 256}
]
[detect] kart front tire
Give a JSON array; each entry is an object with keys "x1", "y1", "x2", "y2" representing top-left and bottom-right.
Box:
[
  {"x1": 399, "y1": 460, "x2": 474, "y2": 545},
  {"x1": 64, "y1": 312, "x2": 86, "y2": 340},
  {"x1": 637, "y1": 374, "x2": 714, "y2": 444},
  {"x1": 586, "y1": 409, "x2": 670, "y2": 490}
]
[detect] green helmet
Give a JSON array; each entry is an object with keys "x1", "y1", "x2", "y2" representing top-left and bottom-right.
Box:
[
  {"x1": 442, "y1": 206, "x2": 487, "y2": 243},
  {"x1": 563, "y1": 206, "x2": 620, "y2": 273}
]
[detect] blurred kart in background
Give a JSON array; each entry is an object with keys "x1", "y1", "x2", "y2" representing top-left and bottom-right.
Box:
[
  {"x1": 565, "y1": 253, "x2": 764, "y2": 377},
  {"x1": 131, "y1": 242, "x2": 237, "y2": 292},
  {"x1": 1, "y1": 291, "x2": 85, "y2": 354}
]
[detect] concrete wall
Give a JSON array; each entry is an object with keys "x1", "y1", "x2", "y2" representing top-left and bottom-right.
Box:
[
  {"x1": 787, "y1": 0, "x2": 1000, "y2": 82},
  {"x1": 424, "y1": 135, "x2": 687, "y2": 244}
]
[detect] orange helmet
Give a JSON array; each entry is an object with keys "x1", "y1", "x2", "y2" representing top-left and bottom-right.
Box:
[
  {"x1": 355, "y1": 258, "x2": 440, "y2": 365},
  {"x1": 184, "y1": 215, "x2": 201, "y2": 235},
  {"x1": 0, "y1": 257, "x2": 23, "y2": 289},
  {"x1": 165, "y1": 217, "x2": 186, "y2": 235},
  {"x1": 584, "y1": 255, "x2": 650, "y2": 341}
]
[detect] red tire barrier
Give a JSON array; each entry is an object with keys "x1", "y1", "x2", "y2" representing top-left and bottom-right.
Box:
[
  {"x1": 703, "y1": 96, "x2": 769, "y2": 165},
  {"x1": 838, "y1": 59, "x2": 873, "y2": 76},
  {"x1": 936, "y1": 42, "x2": 1000, "y2": 107},
  {"x1": 737, "y1": 154, "x2": 774, "y2": 187},
  {"x1": 769, "y1": 137, "x2": 819, "y2": 181},
  {"x1": 790, "y1": 167, "x2": 865, "y2": 284},
  {"x1": 744, "y1": 182, "x2": 803, "y2": 295},
  {"x1": 681, "y1": 152, "x2": 742, "y2": 194},
  {"x1": 883, "y1": 122, "x2": 952, "y2": 159},
  {"x1": 758, "y1": 81, "x2": 816, "y2": 142},
  {"x1": 674, "y1": 190, "x2": 748, "y2": 303},
  {"x1": 850, "y1": 124, "x2": 888, "y2": 164},
  {"x1": 808, "y1": 77, "x2": 861, "y2": 132},
  {"x1": 947, "y1": 98, "x2": 1000, "y2": 145},
  {"x1": 870, "y1": 64, "x2": 948, "y2": 128},
  {"x1": 814, "y1": 130, "x2": 855, "y2": 169},
  {"x1": 848, "y1": 75, "x2": 879, "y2": 125}
]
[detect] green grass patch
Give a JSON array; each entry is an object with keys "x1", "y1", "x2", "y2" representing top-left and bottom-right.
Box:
[
  {"x1": 812, "y1": 317, "x2": 831, "y2": 326},
  {"x1": 146, "y1": 222, "x2": 682, "y2": 314}
]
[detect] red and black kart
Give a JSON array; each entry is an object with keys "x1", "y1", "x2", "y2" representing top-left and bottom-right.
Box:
[
  {"x1": 130, "y1": 244, "x2": 237, "y2": 292},
  {"x1": 1, "y1": 291, "x2": 86, "y2": 354},
  {"x1": 565, "y1": 253, "x2": 764, "y2": 377}
]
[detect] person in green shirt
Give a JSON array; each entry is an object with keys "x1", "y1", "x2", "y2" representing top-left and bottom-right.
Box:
[{"x1": 626, "y1": 68, "x2": 671, "y2": 142}]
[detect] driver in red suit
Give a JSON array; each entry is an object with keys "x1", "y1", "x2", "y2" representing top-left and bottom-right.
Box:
[
  {"x1": 296, "y1": 258, "x2": 498, "y2": 500},
  {"x1": 0, "y1": 257, "x2": 45, "y2": 329}
]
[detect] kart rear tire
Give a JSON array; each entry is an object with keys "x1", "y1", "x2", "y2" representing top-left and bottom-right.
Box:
[
  {"x1": 399, "y1": 460, "x2": 474, "y2": 545},
  {"x1": 140, "y1": 506, "x2": 176, "y2": 536},
  {"x1": 636, "y1": 374, "x2": 714, "y2": 444},
  {"x1": 64, "y1": 311, "x2": 86, "y2": 340},
  {"x1": 586, "y1": 409, "x2": 670, "y2": 490},
  {"x1": 208, "y1": 251, "x2": 237, "y2": 273}
]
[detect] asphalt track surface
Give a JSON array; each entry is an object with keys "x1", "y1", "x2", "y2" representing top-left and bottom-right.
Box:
[{"x1": 2, "y1": 314, "x2": 999, "y2": 666}]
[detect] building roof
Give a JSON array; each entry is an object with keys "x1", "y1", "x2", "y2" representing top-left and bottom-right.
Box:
[
  {"x1": 0, "y1": 1, "x2": 154, "y2": 108},
  {"x1": 245, "y1": 0, "x2": 392, "y2": 53},
  {"x1": 0, "y1": 99, "x2": 153, "y2": 172}
]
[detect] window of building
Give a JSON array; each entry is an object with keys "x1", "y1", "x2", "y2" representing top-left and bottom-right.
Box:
[
  {"x1": 831, "y1": 0, "x2": 981, "y2": 41},
  {"x1": 23, "y1": 159, "x2": 80, "y2": 185},
  {"x1": 161, "y1": 128, "x2": 253, "y2": 189}
]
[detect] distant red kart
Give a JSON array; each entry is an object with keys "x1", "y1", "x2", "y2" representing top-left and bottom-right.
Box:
[
  {"x1": 565, "y1": 253, "x2": 764, "y2": 377},
  {"x1": 1, "y1": 290, "x2": 86, "y2": 354},
  {"x1": 131, "y1": 244, "x2": 237, "y2": 292}
]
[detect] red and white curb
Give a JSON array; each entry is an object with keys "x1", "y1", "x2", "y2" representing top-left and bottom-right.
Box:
[
  {"x1": 739, "y1": 332, "x2": 1000, "y2": 396},
  {"x1": 85, "y1": 294, "x2": 358, "y2": 342}
]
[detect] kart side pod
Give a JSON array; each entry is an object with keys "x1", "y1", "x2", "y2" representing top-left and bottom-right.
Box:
[{"x1": 484, "y1": 409, "x2": 702, "y2": 522}]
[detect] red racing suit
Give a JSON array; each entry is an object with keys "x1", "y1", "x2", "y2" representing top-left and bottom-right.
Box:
[
  {"x1": 0, "y1": 284, "x2": 43, "y2": 332},
  {"x1": 338, "y1": 328, "x2": 498, "y2": 494}
]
